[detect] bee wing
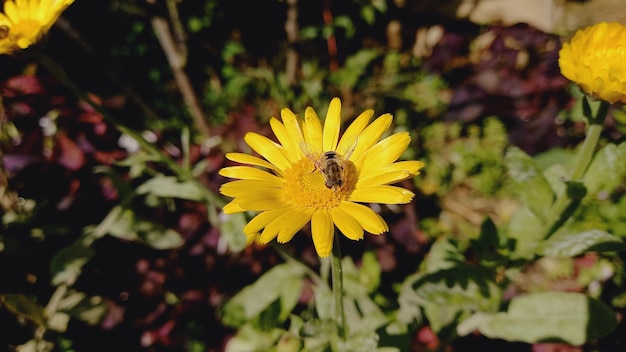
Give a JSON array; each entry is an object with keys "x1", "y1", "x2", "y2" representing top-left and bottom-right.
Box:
[
  {"x1": 299, "y1": 141, "x2": 324, "y2": 170},
  {"x1": 337, "y1": 135, "x2": 358, "y2": 161}
]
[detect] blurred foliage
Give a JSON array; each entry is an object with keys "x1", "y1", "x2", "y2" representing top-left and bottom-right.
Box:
[{"x1": 0, "y1": 0, "x2": 625, "y2": 352}]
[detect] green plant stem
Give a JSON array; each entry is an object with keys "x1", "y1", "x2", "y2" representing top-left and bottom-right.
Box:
[
  {"x1": 540, "y1": 100, "x2": 609, "y2": 239},
  {"x1": 331, "y1": 230, "x2": 347, "y2": 343}
]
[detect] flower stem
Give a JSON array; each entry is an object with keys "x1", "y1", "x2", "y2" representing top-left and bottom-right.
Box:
[
  {"x1": 331, "y1": 229, "x2": 347, "y2": 342},
  {"x1": 541, "y1": 99, "x2": 609, "y2": 239}
]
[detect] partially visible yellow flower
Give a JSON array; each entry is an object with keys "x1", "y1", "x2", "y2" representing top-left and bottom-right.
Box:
[
  {"x1": 219, "y1": 98, "x2": 425, "y2": 257},
  {"x1": 0, "y1": 0, "x2": 74, "y2": 55},
  {"x1": 558, "y1": 22, "x2": 626, "y2": 104}
]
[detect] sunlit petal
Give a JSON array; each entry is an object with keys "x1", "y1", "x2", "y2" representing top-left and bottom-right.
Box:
[
  {"x1": 303, "y1": 106, "x2": 323, "y2": 153},
  {"x1": 311, "y1": 210, "x2": 334, "y2": 257},
  {"x1": 220, "y1": 179, "x2": 281, "y2": 197},
  {"x1": 331, "y1": 207, "x2": 364, "y2": 241},
  {"x1": 244, "y1": 208, "x2": 289, "y2": 235},
  {"x1": 222, "y1": 201, "x2": 247, "y2": 214},
  {"x1": 277, "y1": 208, "x2": 314, "y2": 243},
  {"x1": 350, "y1": 185, "x2": 415, "y2": 204},
  {"x1": 225, "y1": 152, "x2": 283, "y2": 175},
  {"x1": 219, "y1": 166, "x2": 283, "y2": 183},
  {"x1": 338, "y1": 109, "x2": 373, "y2": 156},
  {"x1": 360, "y1": 132, "x2": 411, "y2": 174},
  {"x1": 270, "y1": 117, "x2": 301, "y2": 162},
  {"x1": 350, "y1": 113, "x2": 392, "y2": 162},
  {"x1": 338, "y1": 201, "x2": 388, "y2": 234},
  {"x1": 357, "y1": 170, "x2": 413, "y2": 188},
  {"x1": 322, "y1": 97, "x2": 341, "y2": 152},
  {"x1": 244, "y1": 132, "x2": 291, "y2": 171}
]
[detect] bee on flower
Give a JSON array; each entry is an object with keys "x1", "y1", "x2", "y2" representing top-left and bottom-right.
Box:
[{"x1": 219, "y1": 98, "x2": 425, "y2": 257}]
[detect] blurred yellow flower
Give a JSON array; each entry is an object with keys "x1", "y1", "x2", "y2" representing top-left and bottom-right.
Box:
[
  {"x1": 559, "y1": 22, "x2": 626, "y2": 104},
  {"x1": 0, "y1": 0, "x2": 74, "y2": 55},
  {"x1": 219, "y1": 98, "x2": 425, "y2": 257}
]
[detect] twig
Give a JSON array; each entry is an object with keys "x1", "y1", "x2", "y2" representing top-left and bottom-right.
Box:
[
  {"x1": 322, "y1": 0, "x2": 338, "y2": 72},
  {"x1": 284, "y1": 0, "x2": 299, "y2": 86},
  {"x1": 151, "y1": 14, "x2": 210, "y2": 137}
]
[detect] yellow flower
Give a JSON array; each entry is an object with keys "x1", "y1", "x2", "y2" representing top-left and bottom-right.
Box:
[
  {"x1": 219, "y1": 98, "x2": 425, "y2": 257},
  {"x1": 0, "y1": 0, "x2": 74, "y2": 55},
  {"x1": 558, "y1": 22, "x2": 626, "y2": 104}
]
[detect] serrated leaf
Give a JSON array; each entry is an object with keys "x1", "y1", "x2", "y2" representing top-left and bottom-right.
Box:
[
  {"x1": 220, "y1": 263, "x2": 307, "y2": 328},
  {"x1": 397, "y1": 266, "x2": 501, "y2": 333},
  {"x1": 136, "y1": 175, "x2": 205, "y2": 201},
  {"x1": 538, "y1": 229, "x2": 626, "y2": 257},
  {"x1": 107, "y1": 209, "x2": 184, "y2": 249},
  {"x1": 505, "y1": 146, "x2": 554, "y2": 219},
  {"x1": 457, "y1": 291, "x2": 617, "y2": 345},
  {"x1": 424, "y1": 237, "x2": 464, "y2": 272}
]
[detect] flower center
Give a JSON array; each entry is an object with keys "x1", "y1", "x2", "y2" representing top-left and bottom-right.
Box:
[{"x1": 282, "y1": 156, "x2": 357, "y2": 210}]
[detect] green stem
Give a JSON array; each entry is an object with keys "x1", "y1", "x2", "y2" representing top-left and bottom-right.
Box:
[
  {"x1": 540, "y1": 99, "x2": 609, "y2": 239},
  {"x1": 330, "y1": 230, "x2": 347, "y2": 342}
]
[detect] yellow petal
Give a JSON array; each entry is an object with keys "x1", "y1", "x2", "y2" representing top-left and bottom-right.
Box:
[
  {"x1": 322, "y1": 97, "x2": 341, "y2": 152},
  {"x1": 311, "y1": 210, "x2": 334, "y2": 257},
  {"x1": 222, "y1": 201, "x2": 246, "y2": 214},
  {"x1": 338, "y1": 201, "x2": 388, "y2": 234},
  {"x1": 225, "y1": 152, "x2": 283, "y2": 175},
  {"x1": 360, "y1": 132, "x2": 411, "y2": 174},
  {"x1": 303, "y1": 106, "x2": 323, "y2": 153},
  {"x1": 357, "y1": 170, "x2": 413, "y2": 188},
  {"x1": 244, "y1": 208, "x2": 288, "y2": 235},
  {"x1": 280, "y1": 108, "x2": 306, "y2": 155},
  {"x1": 331, "y1": 207, "x2": 364, "y2": 241},
  {"x1": 359, "y1": 161, "x2": 426, "y2": 187},
  {"x1": 337, "y1": 109, "x2": 373, "y2": 157},
  {"x1": 259, "y1": 207, "x2": 311, "y2": 244},
  {"x1": 270, "y1": 117, "x2": 301, "y2": 162},
  {"x1": 219, "y1": 166, "x2": 283, "y2": 183},
  {"x1": 220, "y1": 179, "x2": 281, "y2": 197},
  {"x1": 277, "y1": 208, "x2": 314, "y2": 243},
  {"x1": 244, "y1": 132, "x2": 291, "y2": 171},
  {"x1": 350, "y1": 113, "x2": 392, "y2": 162},
  {"x1": 350, "y1": 185, "x2": 415, "y2": 204},
  {"x1": 233, "y1": 189, "x2": 287, "y2": 211}
]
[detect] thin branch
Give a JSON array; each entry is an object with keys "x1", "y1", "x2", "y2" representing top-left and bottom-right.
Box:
[
  {"x1": 151, "y1": 14, "x2": 211, "y2": 137},
  {"x1": 284, "y1": 0, "x2": 299, "y2": 86}
]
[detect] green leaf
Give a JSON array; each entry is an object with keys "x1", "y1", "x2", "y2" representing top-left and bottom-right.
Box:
[
  {"x1": 505, "y1": 146, "x2": 555, "y2": 219},
  {"x1": 396, "y1": 266, "x2": 501, "y2": 333},
  {"x1": 457, "y1": 291, "x2": 617, "y2": 345},
  {"x1": 582, "y1": 142, "x2": 626, "y2": 197},
  {"x1": 220, "y1": 263, "x2": 307, "y2": 328},
  {"x1": 424, "y1": 237, "x2": 464, "y2": 272},
  {"x1": 107, "y1": 209, "x2": 184, "y2": 249},
  {"x1": 470, "y1": 217, "x2": 501, "y2": 264},
  {"x1": 0, "y1": 294, "x2": 47, "y2": 326},
  {"x1": 57, "y1": 290, "x2": 107, "y2": 326},
  {"x1": 136, "y1": 175, "x2": 206, "y2": 201},
  {"x1": 50, "y1": 238, "x2": 96, "y2": 286},
  {"x1": 218, "y1": 212, "x2": 248, "y2": 253},
  {"x1": 505, "y1": 205, "x2": 543, "y2": 259},
  {"x1": 538, "y1": 229, "x2": 626, "y2": 257}
]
